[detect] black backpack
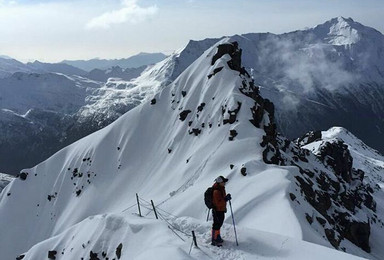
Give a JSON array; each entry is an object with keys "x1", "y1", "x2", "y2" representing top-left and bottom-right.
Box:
[{"x1": 204, "y1": 187, "x2": 214, "y2": 209}]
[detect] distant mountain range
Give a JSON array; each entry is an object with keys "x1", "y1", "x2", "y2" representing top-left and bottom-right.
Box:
[
  {"x1": 62, "y1": 52, "x2": 168, "y2": 71},
  {"x1": 1, "y1": 17, "x2": 384, "y2": 176},
  {"x1": 0, "y1": 52, "x2": 167, "y2": 79},
  {"x1": 1, "y1": 39, "x2": 383, "y2": 260}
]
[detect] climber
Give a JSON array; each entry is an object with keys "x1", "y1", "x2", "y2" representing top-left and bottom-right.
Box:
[{"x1": 211, "y1": 175, "x2": 231, "y2": 246}]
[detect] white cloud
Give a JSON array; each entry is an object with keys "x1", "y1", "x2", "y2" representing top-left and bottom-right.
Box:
[{"x1": 86, "y1": 0, "x2": 158, "y2": 29}]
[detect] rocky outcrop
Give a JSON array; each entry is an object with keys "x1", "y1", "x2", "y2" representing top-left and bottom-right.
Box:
[
  {"x1": 232, "y1": 46, "x2": 376, "y2": 252},
  {"x1": 297, "y1": 131, "x2": 322, "y2": 146},
  {"x1": 211, "y1": 42, "x2": 242, "y2": 72}
]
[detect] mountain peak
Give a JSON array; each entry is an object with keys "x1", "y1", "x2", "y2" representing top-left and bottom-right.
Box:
[
  {"x1": 310, "y1": 16, "x2": 384, "y2": 46},
  {"x1": 313, "y1": 16, "x2": 362, "y2": 45}
]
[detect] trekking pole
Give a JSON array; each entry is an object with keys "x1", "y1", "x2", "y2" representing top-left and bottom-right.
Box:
[
  {"x1": 206, "y1": 209, "x2": 210, "y2": 222},
  {"x1": 229, "y1": 200, "x2": 239, "y2": 246}
]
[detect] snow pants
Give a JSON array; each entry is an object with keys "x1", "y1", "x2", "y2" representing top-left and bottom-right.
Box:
[{"x1": 212, "y1": 209, "x2": 225, "y2": 230}]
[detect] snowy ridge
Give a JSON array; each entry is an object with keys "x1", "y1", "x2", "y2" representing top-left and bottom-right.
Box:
[
  {"x1": 302, "y1": 127, "x2": 384, "y2": 188},
  {"x1": 0, "y1": 40, "x2": 380, "y2": 260},
  {"x1": 3, "y1": 17, "x2": 384, "y2": 174}
]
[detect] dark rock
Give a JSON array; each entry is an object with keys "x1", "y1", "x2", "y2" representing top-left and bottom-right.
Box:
[
  {"x1": 289, "y1": 193, "x2": 296, "y2": 201},
  {"x1": 90, "y1": 251, "x2": 100, "y2": 260},
  {"x1": 211, "y1": 42, "x2": 242, "y2": 72},
  {"x1": 76, "y1": 190, "x2": 82, "y2": 196},
  {"x1": 346, "y1": 221, "x2": 371, "y2": 252},
  {"x1": 150, "y1": 98, "x2": 156, "y2": 105},
  {"x1": 168, "y1": 149, "x2": 172, "y2": 154},
  {"x1": 188, "y1": 121, "x2": 193, "y2": 126},
  {"x1": 48, "y1": 250, "x2": 57, "y2": 259},
  {"x1": 295, "y1": 176, "x2": 315, "y2": 201},
  {"x1": 223, "y1": 102, "x2": 242, "y2": 125},
  {"x1": 19, "y1": 172, "x2": 28, "y2": 180},
  {"x1": 189, "y1": 128, "x2": 201, "y2": 136},
  {"x1": 116, "y1": 243, "x2": 123, "y2": 259},
  {"x1": 297, "y1": 130, "x2": 322, "y2": 146},
  {"x1": 102, "y1": 251, "x2": 107, "y2": 258},
  {"x1": 318, "y1": 141, "x2": 353, "y2": 183},
  {"x1": 207, "y1": 67, "x2": 224, "y2": 79},
  {"x1": 305, "y1": 213, "x2": 313, "y2": 224},
  {"x1": 197, "y1": 103, "x2": 206, "y2": 112},
  {"x1": 240, "y1": 167, "x2": 247, "y2": 176},
  {"x1": 16, "y1": 254, "x2": 25, "y2": 260},
  {"x1": 230, "y1": 164, "x2": 234, "y2": 169},
  {"x1": 315, "y1": 191, "x2": 332, "y2": 214},
  {"x1": 82, "y1": 158, "x2": 86, "y2": 162},
  {"x1": 316, "y1": 217, "x2": 326, "y2": 226},
  {"x1": 229, "y1": 130, "x2": 238, "y2": 141},
  {"x1": 179, "y1": 110, "x2": 191, "y2": 121},
  {"x1": 181, "y1": 91, "x2": 187, "y2": 97},
  {"x1": 7, "y1": 192, "x2": 11, "y2": 196},
  {"x1": 325, "y1": 229, "x2": 340, "y2": 248}
]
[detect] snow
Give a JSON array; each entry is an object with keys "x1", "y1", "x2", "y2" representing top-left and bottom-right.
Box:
[
  {"x1": 303, "y1": 126, "x2": 384, "y2": 186},
  {"x1": 18, "y1": 213, "x2": 367, "y2": 260},
  {"x1": 1, "y1": 30, "x2": 383, "y2": 260},
  {"x1": 0, "y1": 39, "x2": 378, "y2": 259}
]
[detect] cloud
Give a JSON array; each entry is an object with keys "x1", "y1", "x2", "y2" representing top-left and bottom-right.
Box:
[
  {"x1": 257, "y1": 34, "x2": 358, "y2": 95},
  {"x1": 86, "y1": 0, "x2": 158, "y2": 29}
]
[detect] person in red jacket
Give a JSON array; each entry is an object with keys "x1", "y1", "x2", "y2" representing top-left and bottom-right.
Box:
[{"x1": 211, "y1": 175, "x2": 231, "y2": 246}]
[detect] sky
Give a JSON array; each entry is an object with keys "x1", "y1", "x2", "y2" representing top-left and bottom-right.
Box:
[{"x1": 0, "y1": 0, "x2": 383, "y2": 62}]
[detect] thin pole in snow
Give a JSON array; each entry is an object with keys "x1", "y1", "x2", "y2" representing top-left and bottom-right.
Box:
[
  {"x1": 136, "y1": 193, "x2": 142, "y2": 217},
  {"x1": 192, "y1": 230, "x2": 198, "y2": 247},
  {"x1": 229, "y1": 200, "x2": 239, "y2": 246},
  {"x1": 206, "y1": 208, "x2": 210, "y2": 222},
  {"x1": 151, "y1": 200, "x2": 159, "y2": 219}
]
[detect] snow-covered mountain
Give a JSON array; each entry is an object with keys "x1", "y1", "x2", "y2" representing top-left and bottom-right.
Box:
[
  {"x1": 298, "y1": 127, "x2": 384, "y2": 188},
  {"x1": 86, "y1": 66, "x2": 146, "y2": 82},
  {"x1": 27, "y1": 60, "x2": 87, "y2": 76},
  {"x1": 0, "y1": 73, "x2": 103, "y2": 174},
  {"x1": 1, "y1": 40, "x2": 383, "y2": 260},
  {"x1": 2, "y1": 16, "x2": 384, "y2": 177},
  {"x1": 105, "y1": 17, "x2": 384, "y2": 154},
  {"x1": 62, "y1": 52, "x2": 167, "y2": 72},
  {"x1": 0, "y1": 57, "x2": 38, "y2": 78}
]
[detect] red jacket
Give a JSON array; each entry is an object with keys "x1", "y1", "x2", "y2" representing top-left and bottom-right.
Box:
[{"x1": 212, "y1": 183, "x2": 227, "y2": 212}]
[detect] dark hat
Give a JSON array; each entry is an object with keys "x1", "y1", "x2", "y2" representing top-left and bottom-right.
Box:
[{"x1": 215, "y1": 176, "x2": 228, "y2": 183}]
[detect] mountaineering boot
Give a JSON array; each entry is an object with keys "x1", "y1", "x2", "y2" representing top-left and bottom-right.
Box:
[
  {"x1": 211, "y1": 229, "x2": 223, "y2": 246},
  {"x1": 216, "y1": 229, "x2": 224, "y2": 243}
]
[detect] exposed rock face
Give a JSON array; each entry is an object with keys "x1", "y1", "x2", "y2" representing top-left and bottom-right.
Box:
[
  {"x1": 297, "y1": 131, "x2": 322, "y2": 146},
  {"x1": 211, "y1": 42, "x2": 242, "y2": 72},
  {"x1": 318, "y1": 140, "x2": 353, "y2": 183},
  {"x1": 223, "y1": 42, "x2": 377, "y2": 253}
]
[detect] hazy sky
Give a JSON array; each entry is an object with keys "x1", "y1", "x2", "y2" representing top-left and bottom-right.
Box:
[{"x1": 0, "y1": 0, "x2": 383, "y2": 62}]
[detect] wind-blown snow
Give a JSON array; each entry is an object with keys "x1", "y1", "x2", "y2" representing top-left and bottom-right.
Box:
[{"x1": 0, "y1": 39, "x2": 381, "y2": 260}]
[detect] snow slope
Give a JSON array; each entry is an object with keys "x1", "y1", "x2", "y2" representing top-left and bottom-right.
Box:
[
  {"x1": 302, "y1": 127, "x2": 384, "y2": 187},
  {"x1": 0, "y1": 40, "x2": 380, "y2": 260},
  {"x1": 6, "y1": 17, "x2": 384, "y2": 175},
  {"x1": 77, "y1": 17, "x2": 384, "y2": 155}
]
